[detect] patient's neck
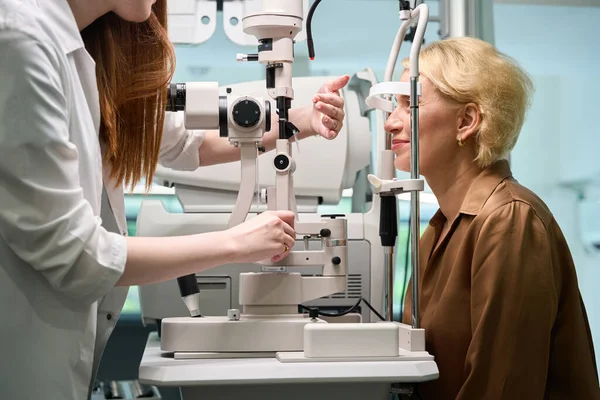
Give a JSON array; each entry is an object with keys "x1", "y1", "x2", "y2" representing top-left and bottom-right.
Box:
[{"x1": 426, "y1": 158, "x2": 482, "y2": 223}]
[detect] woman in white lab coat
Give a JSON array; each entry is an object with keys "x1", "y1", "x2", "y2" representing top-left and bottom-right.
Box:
[{"x1": 0, "y1": 1, "x2": 349, "y2": 399}]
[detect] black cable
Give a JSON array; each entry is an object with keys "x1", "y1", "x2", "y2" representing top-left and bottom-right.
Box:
[
  {"x1": 306, "y1": 0, "x2": 322, "y2": 60},
  {"x1": 299, "y1": 297, "x2": 385, "y2": 321},
  {"x1": 361, "y1": 297, "x2": 385, "y2": 321},
  {"x1": 300, "y1": 297, "x2": 361, "y2": 317}
]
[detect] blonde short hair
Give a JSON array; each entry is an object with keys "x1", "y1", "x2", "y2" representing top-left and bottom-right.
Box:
[{"x1": 403, "y1": 37, "x2": 534, "y2": 167}]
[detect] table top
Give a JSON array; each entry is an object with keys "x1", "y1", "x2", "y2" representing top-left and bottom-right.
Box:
[{"x1": 138, "y1": 333, "x2": 439, "y2": 386}]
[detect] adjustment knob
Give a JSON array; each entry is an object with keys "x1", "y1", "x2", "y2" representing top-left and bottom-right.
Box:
[
  {"x1": 259, "y1": 189, "x2": 268, "y2": 204},
  {"x1": 232, "y1": 99, "x2": 261, "y2": 128},
  {"x1": 319, "y1": 228, "x2": 331, "y2": 238},
  {"x1": 274, "y1": 154, "x2": 290, "y2": 171},
  {"x1": 331, "y1": 256, "x2": 342, "y2": 265}
]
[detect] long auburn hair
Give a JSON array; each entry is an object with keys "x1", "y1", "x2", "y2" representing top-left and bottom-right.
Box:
[{"x1": 81, "y1": 2, "x2": 175, "y2": 190}]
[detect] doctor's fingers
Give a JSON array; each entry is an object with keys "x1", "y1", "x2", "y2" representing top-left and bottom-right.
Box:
[
  {"x1": 264, "y1": 218, "x2": 295, "y2": 249},
  {"x1": 321, "y1": 116, "x2": 341, "y2": 133},
  {"x1": 280, "y1": 220, "x2": 295, "y2": 239},
  {"x1": 271, "y1": 233, "x2": 295, "y2": 262},
  {"x1": 316, "y1": 102, "x2": 345, "y2": 124},
  {"x1": 321, "y1": 75, "x2": 350, "y2": 93},
  {"x1": 274, "y1": 225, "x2": 295, "y2": 250},
  {"x1": 314, "y1": 92, "x2": 344, "y2": 109}
]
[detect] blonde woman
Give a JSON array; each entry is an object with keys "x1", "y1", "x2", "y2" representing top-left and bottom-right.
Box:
[{"x1": 385, "y1": 37, "x2": 599, "y2": 399}]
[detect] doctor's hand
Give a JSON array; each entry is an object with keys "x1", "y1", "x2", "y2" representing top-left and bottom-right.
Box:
[
  {"x1": 227, "y1": 210, "x2": 296, "y2": 264},
  {"x1": 310, "y1": 75, "x2": 350, "y2": 139}
]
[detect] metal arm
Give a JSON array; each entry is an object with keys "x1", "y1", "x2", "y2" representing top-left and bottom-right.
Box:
[
  {"x1": 235, "y1": 1, "x2": 349, "y2": 307},
  {"x1": 165, "y1": 82, "x2": 271, "y2": 317}
]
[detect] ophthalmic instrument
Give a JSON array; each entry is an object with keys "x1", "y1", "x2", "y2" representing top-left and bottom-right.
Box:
[{"x1": 150, "y1": 0, "x2": 433, "y2": 364}]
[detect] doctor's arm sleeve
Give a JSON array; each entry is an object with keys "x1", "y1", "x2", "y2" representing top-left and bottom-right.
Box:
[
  {"x1": 455, "y1": 202, "x2": 557, "y2": 400},
  {"x1": 157, "y1": 111, "x2": 205, "y2": 170},
  {"x1": 0, "y1": 34, "x2": 127, "y2": 304}
]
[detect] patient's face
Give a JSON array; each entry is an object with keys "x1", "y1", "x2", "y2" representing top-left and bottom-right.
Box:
[{"x1": 384, "y1": 71, "x2": 463, "y2": 178}]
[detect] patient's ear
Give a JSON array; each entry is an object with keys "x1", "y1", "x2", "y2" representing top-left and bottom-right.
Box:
[{"x1": 457, "y1": 103, "x2": 480, "y2": 141}]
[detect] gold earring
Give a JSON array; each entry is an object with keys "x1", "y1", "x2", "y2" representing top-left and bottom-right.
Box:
[{"x1": 457, "y1": 136, "x2": 465, "y2": 147}]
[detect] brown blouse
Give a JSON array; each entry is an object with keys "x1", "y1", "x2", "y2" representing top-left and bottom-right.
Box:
[{"x1": 402, "y1": 160, "x2": 600, "y2": 399}]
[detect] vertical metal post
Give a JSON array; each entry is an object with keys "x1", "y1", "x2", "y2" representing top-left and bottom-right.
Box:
[
  {"x1": 410, "y1": 76, "x2": 420, "y2": 329},
  {"x1": 382, "y1": 104, "x2": 397, "y2": 322},
  {"x1": 385, "y1": 249, "x2": 394, "y2": 320}
]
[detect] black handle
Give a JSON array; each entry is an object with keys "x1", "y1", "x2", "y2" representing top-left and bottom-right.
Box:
[
  {"x1": 177, "y1": 274, "x2": 199, "y2": 297},
  {"x1": 379, "y1": 195, "x2": 398, "y2": 247}
]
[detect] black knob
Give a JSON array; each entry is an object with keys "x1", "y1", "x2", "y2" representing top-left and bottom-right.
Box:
[
  {"x1": 332, "y1": 256, "x2": 341, "y2": 265},
  {"x1": 308, "y1": 308, "x2": 319, "y2": 319},
  {"x1": 226, "y1": 87, "x2": 232, "y2": 94},
  {"x1": 319, "y1": 228, "x2": 331, "y2": 238},
  {"x1": 177, "y1": 274, "x2": 199, "y2": 296},
  {"x1": 232, "y1": 99, "x2": 261, "y2": 128},
  {"x1": 273, "y1": 154, "x2": 290, "y2": 171},
  {"x1": 321, "y1": 214, "x2": 346, "y2": 219}
]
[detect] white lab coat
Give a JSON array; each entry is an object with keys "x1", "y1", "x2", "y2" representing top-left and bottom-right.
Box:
[{"x1": 0, "y1": 0, "x2": 204, "y2": 398}]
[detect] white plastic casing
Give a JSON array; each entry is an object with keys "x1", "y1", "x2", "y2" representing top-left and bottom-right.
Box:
[
  {"x1": 304, "y1": 323, "x2": 400, "y2": 359},
  {"x1": 160, "y1": 316, "x2": 326, "y2": 353},
  {"x1": 184, "y1": 82, "x2": 220, "y2": 130}
]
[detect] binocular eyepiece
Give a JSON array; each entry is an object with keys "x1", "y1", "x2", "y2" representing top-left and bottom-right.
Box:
[{"x1": 166, "y1": 83, "x2": 186, "y2": 112}]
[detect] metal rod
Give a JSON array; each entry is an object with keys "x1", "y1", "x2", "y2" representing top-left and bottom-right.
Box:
[
  {"x1": 410, "y1": 76, "x2": 420, "y2": 329},
  {"x1": 385, "y1": 249, "x2": 394, "y2": 320},
  {"x1": 383, "y1": 105, "x2": 395, "y2": 321}
]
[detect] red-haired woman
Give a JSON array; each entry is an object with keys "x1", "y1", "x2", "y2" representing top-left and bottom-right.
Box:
[{"x1": 0, "y1": 1, "x2": 349, "y2": 398}]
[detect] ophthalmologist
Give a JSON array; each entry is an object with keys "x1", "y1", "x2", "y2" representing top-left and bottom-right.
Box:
[{"x1": 0, "y1": 0, "x2": 350, "y2": 398}]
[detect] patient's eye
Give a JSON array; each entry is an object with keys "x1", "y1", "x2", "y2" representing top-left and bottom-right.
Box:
[{"x1": 395, "y1": 95, "x2": 410, "y2": 108}]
